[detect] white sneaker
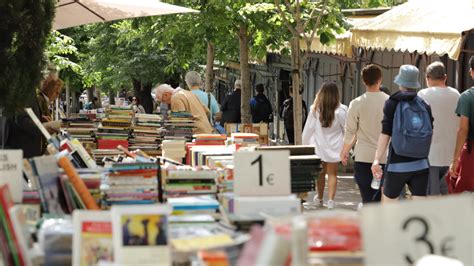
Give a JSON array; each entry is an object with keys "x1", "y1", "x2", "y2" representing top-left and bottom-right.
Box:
[
  {"x1": 327, "y1": 200, "x2": 335, "y2": 209},
  {"x1": 313, "y1": 196, "x2": 324, "y2": 207},
  {"x1": 357, "y1": 202, "x2": 363, "y2": 211}
]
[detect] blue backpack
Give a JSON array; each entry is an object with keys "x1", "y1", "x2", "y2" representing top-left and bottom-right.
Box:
[{"x1": 391, "y1": 97, "x2": 433, "y2": 158}]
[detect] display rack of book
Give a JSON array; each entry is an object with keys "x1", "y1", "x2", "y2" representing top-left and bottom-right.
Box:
[
  {"x1": 129, "y1": 113, "x2": 164, "y2": 156},
  {"x1": 101, "y1": 162, "x2": 159, "y2": 207},
  {"x1": 161, "y1": 165, "x2": 220, "y2": 199},
  {"x1": 163, "y1": 111, "x2": 195, "y2": 142}
]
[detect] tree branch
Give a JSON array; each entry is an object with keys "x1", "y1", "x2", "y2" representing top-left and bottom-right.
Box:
[
  {"x1": 308, "y1": 0, "x2": 328, "y2": 46},
  {"x1": 275, "y1": 0, "x2": 298, "y2": 36},
  {"x1": 301, "y1": 0, "x2": 328, "y2": 63}
]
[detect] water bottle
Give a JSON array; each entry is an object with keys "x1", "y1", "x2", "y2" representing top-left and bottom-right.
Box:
[{"x1": 371, "y1": 177, "x2": 381, "y2": 190}]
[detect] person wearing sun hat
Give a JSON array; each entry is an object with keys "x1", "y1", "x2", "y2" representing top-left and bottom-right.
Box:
[{"x1": 371, "y1": 64, "x2": 434, "y2": 203}]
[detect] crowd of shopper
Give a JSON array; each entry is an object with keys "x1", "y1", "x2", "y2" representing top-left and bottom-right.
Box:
[{"x1": 303, "y1": 57, "x2": 474, "y2": 209}]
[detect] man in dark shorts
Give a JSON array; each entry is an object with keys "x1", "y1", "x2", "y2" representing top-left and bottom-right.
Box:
[{"x1": 371, "y1": 65, "x2": 434, "y2": 203}]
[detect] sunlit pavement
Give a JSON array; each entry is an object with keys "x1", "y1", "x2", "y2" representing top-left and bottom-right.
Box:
[{"x1": 303, "y1": 175, "x2": 361, "y2": 212}]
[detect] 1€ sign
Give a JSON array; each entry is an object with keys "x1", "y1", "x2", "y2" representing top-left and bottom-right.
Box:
[
  {"x1": 361, "y1": 194, "x2": 474, "y2": 266},
  {"x1": 233, "y1": 150, "x2": 291, "y2": 197}
]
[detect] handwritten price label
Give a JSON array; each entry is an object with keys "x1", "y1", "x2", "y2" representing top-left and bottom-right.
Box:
[
  {"x1": 234, "y1": 150, "x2": 291, "y2": 197},
  {"x1": 361, "y1": 194, "x2": 474, "y2": 265}
]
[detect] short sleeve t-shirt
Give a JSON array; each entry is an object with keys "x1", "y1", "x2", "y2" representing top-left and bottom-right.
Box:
[{"x1": 455, "y1": 88, "x2": 474, "y2": 140}]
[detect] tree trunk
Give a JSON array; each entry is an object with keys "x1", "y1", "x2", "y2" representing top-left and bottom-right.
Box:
[
  {"x1": 205, "y1": 42, "x2": 215, "y2": 93},
  {"x1": 239, "y1": 23, "x2": 251, "y2": 124},
  {"x1": 95, "y1": 87, "x2": 102, "y2": 108},
  {"x1": 132, "y1": 79, "x2": 153, "y2": 114},
  {"x1": 108, "y1": 90, "x2": 116, "y2": 105},
  {"x1": 86, "y1": 87, "x2": 94, "y2": 103},
  {"x1": 65, "y1": 83, "x2": 70, "y2": 117},
  {"x1": 291, "y1": 37, "x2": 303, "y2": 145},
  {"x1": 71, "y1": 90, "x2": 80, "y2": 112}
]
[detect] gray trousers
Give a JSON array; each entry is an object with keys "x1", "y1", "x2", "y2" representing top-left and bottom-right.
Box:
[{"x1": 427, "y1": 166, "x2": 449, "y2": 195}]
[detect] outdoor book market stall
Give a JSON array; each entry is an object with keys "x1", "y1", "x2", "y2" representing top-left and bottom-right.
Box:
[{"x1": 1, "y1": 107, "x2": 473, "y2": 266}]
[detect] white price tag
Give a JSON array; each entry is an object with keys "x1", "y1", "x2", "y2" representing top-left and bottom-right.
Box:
[
  {"x1": 234, "y1": 150, "x2": 291, "y2": 197},
  {"x1": 361, "y1": 195, "x2": 474, "y2": 265},
  {"x1": 0, "y1": 150, "x2": 23, "y2": 203}
]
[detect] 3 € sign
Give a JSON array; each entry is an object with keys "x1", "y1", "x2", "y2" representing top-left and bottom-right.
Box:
[
  {"x1": 361, "y1": 194, "x2": 474, "y2": 266},
  {"x1": 233, "y1": 150, "x2": 291, "y2": 197}
]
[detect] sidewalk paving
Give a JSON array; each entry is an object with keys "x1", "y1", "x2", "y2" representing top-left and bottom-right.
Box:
[{"x1": 303, "y1": 175, "x2": 361, "y2": 212}]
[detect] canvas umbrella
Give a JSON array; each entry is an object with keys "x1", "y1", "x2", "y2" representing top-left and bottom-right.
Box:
[{"x1": 54, "y1": 0, "x2": 198, "y2": 30}]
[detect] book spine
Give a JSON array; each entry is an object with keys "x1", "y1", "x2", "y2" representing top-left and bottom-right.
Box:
[
  {"x1": 0, "y1": 189, "x2": 24, "y2": 266},
  {"x1": 58, "y1": 157, "x2": 100, "y2": 210}
]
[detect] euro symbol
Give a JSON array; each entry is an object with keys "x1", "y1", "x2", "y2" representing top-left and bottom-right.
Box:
[{"x1": 266, "y1": 174, "x2": 274, "y2": 185}]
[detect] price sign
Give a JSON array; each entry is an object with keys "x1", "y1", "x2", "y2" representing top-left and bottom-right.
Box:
[
  {"x1": 234, "y1": 150, "x2": 291, "y2": 197},
  {"x1": 361, "y1": 194, "x2": 473, "y2": 265},
  {"x1": 0, "y1": 150, "x2": 23, "y2": 203}
]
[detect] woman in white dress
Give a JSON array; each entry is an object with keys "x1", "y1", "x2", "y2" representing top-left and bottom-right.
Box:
[{"x1": 302, "y1": 82, "x2": 347, "y2": 209}]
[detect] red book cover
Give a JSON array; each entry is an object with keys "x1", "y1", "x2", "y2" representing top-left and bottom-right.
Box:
[
  {"x1": 0, "y1": 185, "x2": 25, "y2": 265},
  {"x1": 97, "y1": 139, "x2": 129, "y2": 150}
]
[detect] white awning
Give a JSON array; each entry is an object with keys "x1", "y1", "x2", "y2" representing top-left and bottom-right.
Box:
[
  {"x1": 351, "y1": 0, "x2": 474, "y2": 60},
  {"x1": 301, "y1": 17, "x2": 373, "y2": 58},
  {"x1": 54, "y1": 0, "x2": 198, "y2": 30}
]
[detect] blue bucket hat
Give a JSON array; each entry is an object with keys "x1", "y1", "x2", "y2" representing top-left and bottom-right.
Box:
[{"x1": 394, "y1": 64, "x2": 421, "y2": 89}]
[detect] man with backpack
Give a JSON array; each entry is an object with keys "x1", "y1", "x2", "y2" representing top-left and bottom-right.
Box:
[
  {"x1": 250, "y1": 84, "x2": 273, "y2": 123},
  {"x1": 280, "y1": 87, "x2": 307, "y2": 144},
  {"x1": 371, "y1": 65, "x2": 434, "y2": 203},
  {"x1": 449, "y1": 55, "x2": 474, "y2": 192}
]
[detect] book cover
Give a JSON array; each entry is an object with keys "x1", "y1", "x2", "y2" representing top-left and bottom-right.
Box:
[
  {"x1": 31, "y1": 155, "x2": 64, "y2": 214},
  {"x1": 111, "y1": 205, "x2": 172, "y2": 265},
  {"x1": 72, "y1": 211, "x2": 113, "y2": 266},
  {"x1": 9, "y1": 205, "x2": 34, "y2": 266}
]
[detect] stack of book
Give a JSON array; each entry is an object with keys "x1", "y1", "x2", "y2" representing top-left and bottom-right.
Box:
[
  {"x1": 193, "y1": 134, "x2": 227, "y2": 145},
  {"x1": 163, "y1": 111, "x2": 195, "y2": 141},
  {"x1": 97, "y1": 106, "x2": 132, "y2": 149},
  {"x1": 91, "y1": 149, "x2": 126, "y2": 166},
  {"x1": 167, "y1": 195, "x2": 219, "y2": 216},
  {"x1": 162, "y1": 165, "x2": 219, "y2": 199},
  {"x1": 102, "y1": 162, "x2": 159, "y2": 206},
  {"x1": 61, "y1": 117, "x2": 98, "y2": 152},
  {"x1": 161, "y1": 139, "x2": 186, "y2": 162},
  {"x1": 129, "y1": 113, "x2": 164, "y2": 156},
  {"x1": 231, "y1": 133, "x2": 259, "y2": 147}
]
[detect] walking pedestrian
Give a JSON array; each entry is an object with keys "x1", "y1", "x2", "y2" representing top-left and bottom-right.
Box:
[
  {"x1": 250, "y1": 84, "x2": 273, "y2": 123},
  {"x1": 340, "y1": 64, "x2": 389, "y2": 204},
  {"x1": 280, "y1": 87, "x2": 307, "y2": 144},
  {"x1": 372, "y1": 65, "x2": 434, "y2": 203},
  {"x1": 302, "y1": 82, "x2": 347, "y2": 209},
  {"x1": 220, "y1": 80, "x2": 242, "y2": 127},
  {"x1": 449, "y1": 55, "x2": 474, "y2": 192},
  {"x1": 418, "y1": 62, "x2": 459, "y2": 195}
]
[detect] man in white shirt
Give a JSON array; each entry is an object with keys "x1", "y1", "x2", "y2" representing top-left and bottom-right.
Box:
[{"x1": 418, "y1": 61, "x2": 460, "y2": 195}]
